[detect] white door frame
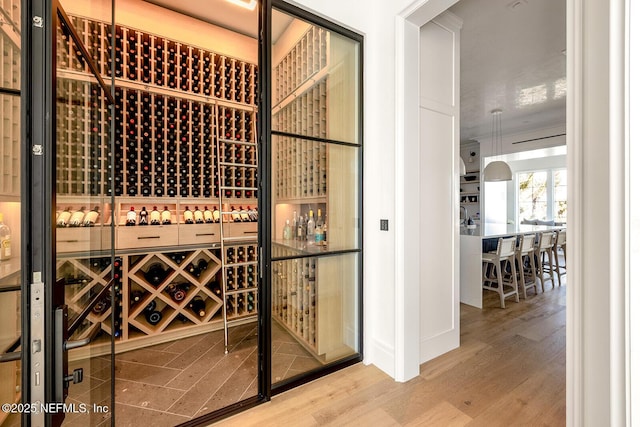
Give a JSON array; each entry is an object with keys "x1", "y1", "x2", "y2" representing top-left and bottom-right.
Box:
[{"x1": 395, "y1": 0, "x2": 631, "y2": 424}]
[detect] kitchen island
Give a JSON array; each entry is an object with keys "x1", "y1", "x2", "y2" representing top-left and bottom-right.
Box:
[{"x1": 460, "y1": 223, "x2": 564, "y2": 308}]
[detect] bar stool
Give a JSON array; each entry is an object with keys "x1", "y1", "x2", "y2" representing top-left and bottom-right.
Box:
[
  {"x1": 482, "y1": 236, "x2": 519, "y2": 308},
  {"x1": 553, "y1": 229, "x2": 567, "y2": 285},
  {"x1": 534, "y1": 231, "x2": 556, "y2": 291},
  {"x1": 515, "y1": 234, "x2": 538, "y2": 299}
]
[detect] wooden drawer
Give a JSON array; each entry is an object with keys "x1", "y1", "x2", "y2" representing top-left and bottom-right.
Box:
[
  {"x1": 178, "y1": 224, "x2": 221, "y2": 245},
  {"x1": 223, "y1": 222, "x2": 258, "y2": 240},
  {"x1": 56, "y1": 227, "x2": 110, "y2": 253},
  {"x1": 116, "y1": 225, "x2": 179, "y2": 250}
]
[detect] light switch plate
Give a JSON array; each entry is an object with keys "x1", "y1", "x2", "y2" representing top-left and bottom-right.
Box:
[{"x1": 380, "y1": 219, "x2": 389, "y2": 231}]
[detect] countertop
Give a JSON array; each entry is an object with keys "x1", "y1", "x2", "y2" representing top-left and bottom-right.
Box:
[{"x1": 460, "y1": 223, "x2": 564, "y2": 238}]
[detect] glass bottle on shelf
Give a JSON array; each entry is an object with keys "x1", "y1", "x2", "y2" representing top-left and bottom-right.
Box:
[
  {"x1": 283, "y1": 219, "x2": 292, "y2": 240},
  {"x1": 57, "y1": 207, "x2": 72, "y2": 227},
  {"x1": 213, "y1": 206, "x2": 221, "y2": 223},
  {"x1": 231, "y1": 206, "x2": 241, "y2": 222},
  {"x1": 83, "y1": 206, "x2": 101, "y2": 227},
  {"x1": 69, "y1": 206, "x2": 87, "y2": 227},
  {"x1": 203, "y1": 206, "x2": 214, "y2": 223},
  {"x1": 161, "y1": 206, "x2": 172, "y2": 225},
  {"x1": 183, "y1": 206, "x2": 194, "y2": 224},
  {"x1": 126, "y1": 206, "x2": 137, "y2": 226},
  {"x1": 306, "y1": 210, "x2": 315, "y2": 243},
  {"x1": 139, "y1": 206, "x2": 148, "y2": 225},
  {"x1": 240, "y1": 206, "x2": 250, "y2": 222},
  {"x1": 194, "y1": 206, "x2": 204, "y2": 224},
  {"x1": 150, "y1": 206, "x2": 161, "y2": 225},
  {"x1": 0, "y1": 213, "x2": 12, "y2": 261}
]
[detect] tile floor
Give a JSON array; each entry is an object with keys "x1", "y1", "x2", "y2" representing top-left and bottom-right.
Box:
[{"x1": 61, "y1": 320, "x2": 321, "y2": 426}]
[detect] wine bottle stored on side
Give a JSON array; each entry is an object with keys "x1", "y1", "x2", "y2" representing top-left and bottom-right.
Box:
[
  {"x1": 189, "y1": 296, "x2": 206, "y2": 317},
  {"x1": 83, "y1": 205, "x2": 101, "y2": 226},
  {"x1": 144, "y1": 263, "x2": 167, "y2": 287},
  {"x1": 57, "y1": 207, "x2": 72, "y2": 227},
  {"x1": 69, "y1": 206, "x2": 86, "y2": 227}
]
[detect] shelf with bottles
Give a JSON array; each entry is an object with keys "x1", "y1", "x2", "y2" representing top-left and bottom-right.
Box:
[
  {"x1": 56, "y1": 77, "x2": 111, "y2": 197},
  {"x1": 225, "y1": 290, "x2": 258, "y2": 321},
  {"x1": 221, "y1": 242, "x2": 258, "y2": 322},
  {"x1": 55, "y1": 199, "x2": 112, "y2": 253},
  {"x1": 273, "y1": 25, "x2": 328, "y2": 106},
  {"x1": 59, "y1": 15, "x2": 258, "y2": 106},
  {"x1": 125, "y1": 248, "x2": 223, "y2": 337},
  {"x1": 272, "y1": 248, "x2": 318, "y2": 352},
  {"x1": 56, "y1": 255, "x2": 123, "y2": 340}
]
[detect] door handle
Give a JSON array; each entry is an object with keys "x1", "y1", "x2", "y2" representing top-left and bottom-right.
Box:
[{"x1": 0, "y1": 351, "x2": 20, "y2": 363}]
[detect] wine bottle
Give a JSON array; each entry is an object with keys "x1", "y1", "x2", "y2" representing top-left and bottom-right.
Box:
[
  {"x1": 283, "y1": 219, "x2": 292, "y2": 240},
  {"x1": 239, "y1": 206, "x2": 250, "y2": 222},
  {"x1": 197, "y1": 259, "x2": 208, "y2": 272},
  {"x1": 0, "y1": 213, "x2": 11, "y2": 261},
  {"x1": 126, "y1": 206, "x2": 137, "y2": 226},
  {"x1": 194, "y1": 206, "x2": 204, "y2": 224},
  {"x1": 150, "y1": 206, "x2": 161, "y2": 225},
  {"x1": 69, "y1": 206, "x2": 86, "y2": 227},
  {"x1": 144, "y1": 263, "x2": 167, "y2": 287},
  {"x1": 83, "y1": 205, "x2": 100, "y2": 227},
  {"x1": 57, "y1": 207, "x2": 72, "y2": 227},
  {"x1": 203, "y1": 206, "x2": 214, "y2": 223},
  {"x1": 183, "y1": 206, "x2": 194, "y2": 224},
  {"x1": 139, "y1": 206, "x2": 149, "y2": 225},
  {"x1": 213, "y1": 206, "x2": 221, "y2": 223},
  {"x1": 145, "y1": 309, "x2": 162, "y2": 325},
  {"x1": 161, "y1": 206, "x2": 172, "y2": 225},
  {"x1": 92, "y1": 297, "x2": 110, "y2": 314},
  {"x1": 130, "y1": 290, "x2": 144, "y2": 305},
  {"x1": 231, "y1": 206, "x2": 241, "y2": 222},
  {"x1": 166, "y1": 283, "x2": 187, "y2": 302},
  {"x1": 189, "y1": 296, "x2": 206, "y2": 317}
]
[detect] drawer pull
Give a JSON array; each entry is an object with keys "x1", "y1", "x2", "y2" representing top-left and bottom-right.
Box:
[
  {"x1": 137, "y1": 236, "x2": 161, "y2": 240},
  {"x1": 244, "y1": 231, "x2": 258, "y2": 235},
  {"x1": 196, "y1": 233, "x2": 215, "y2": 237},
  {"x1": 60, "y1": 240, "x2": 79, "y2": 243}
]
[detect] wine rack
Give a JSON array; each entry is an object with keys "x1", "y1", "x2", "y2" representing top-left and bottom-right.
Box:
[
  {"x1": 222, "y1": 243, "x2": 259, "y2": 321},
  {"x1": 273, "y1": 26, "x2": 327, "y2": 105},
  {"x1": 56, "y1": 255, "x2": 123, "y2": 341},
  {"x1": 272, "y1": 245, "x2": 317, "y2": 352},
  {"x1": 126, "y1": 249, "x2": 223, "y2": 337}
]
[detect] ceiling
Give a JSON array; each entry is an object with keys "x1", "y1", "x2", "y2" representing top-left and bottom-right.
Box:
[
  {"x1": 145, "y1": 0, "x2": 293, "y2": 42},
  {"x1": 448, "y1": 0, "x2": 566, "y2": 143}
]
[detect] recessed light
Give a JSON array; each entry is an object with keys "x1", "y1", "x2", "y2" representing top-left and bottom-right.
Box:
[{"x1": 226, "y1": 0, "x2": 257, "y2": 11}]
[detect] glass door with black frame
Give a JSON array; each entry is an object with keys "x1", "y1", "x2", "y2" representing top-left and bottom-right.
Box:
[
  {"x1": 53, "y1": 1, "x2": 116, "y2": 425},
  {"x1": 0, "y1": 0, "x2": 23, "y2": 425}
]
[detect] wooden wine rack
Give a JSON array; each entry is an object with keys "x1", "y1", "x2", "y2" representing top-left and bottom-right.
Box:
[
  {"x1": 126, "y1": 249, "x2": 222, "y2": 337},
  {"x1": 56, "y1": 255, "x2": 122, "y2": 341},
  {"x1": 273, "y1": 26, "x2": 327, "y2": 105},
  {"x1": 222, "y1": 243, "x2": 259, "y2": 321},
  {"x1": 272, "y1": 245, "x2": 318, "y2": 353},
  {"x1": 53, "y1": 13, "x2": 259, "y2": 355}
]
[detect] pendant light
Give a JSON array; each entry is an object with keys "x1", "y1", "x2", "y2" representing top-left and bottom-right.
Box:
[
  {"x1": 459, "y1": 156, "x2": 467, "y2": 176},
  {"x1": 484, "y1": 109, "x2": 512, "y2": 181}
]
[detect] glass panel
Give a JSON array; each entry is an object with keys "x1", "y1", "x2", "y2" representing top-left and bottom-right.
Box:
[
  {"x1": 518, "y1": 171, "x2": 548, "y2": 221},
  {"x1": 272, "y1": 135, "x2": 360, "y2": 253},
  {"x1": 270, "y1": 6, "x2": 362, "y2": 389},
  {"x1": 554, "y1": 169, "x2": 567, "y2": 222},
  {"x1": 272, "y1": 10, "x2": 360, "y2": 145},
  {"x1": 56, "y1": 0, "x2": 261, "y2": 422},
  {"x1": 271, "y1": 252, "x2": 359, "y2": 383},
  {"x1": 56, "y1": 2, "x2": 114, "y2": 424},
  {"x1": 0, "y1": 0, "x2": 21, "y2": 424}
]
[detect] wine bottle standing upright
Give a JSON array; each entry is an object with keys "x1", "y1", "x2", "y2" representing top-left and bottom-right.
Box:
[
  {"x1": 139, "y1": 206, "x2": 148, "y2": 225},
  {"x1": 126, "y1": 206, "x2": 137, "y2": 226},
  {"x1": 307, "y1": 210, "x2": 315, "y2": 242},
  {"x1": 150, "y1": 206, "x2": 161, "y2": 225},
  {"x1": 161, "y1": 206, "x2": 172, "y2": 225}
]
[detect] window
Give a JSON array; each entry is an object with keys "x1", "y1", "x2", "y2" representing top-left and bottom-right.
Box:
[{"x1": 517, "y1": 168, "x2": 567, "y2": 223}]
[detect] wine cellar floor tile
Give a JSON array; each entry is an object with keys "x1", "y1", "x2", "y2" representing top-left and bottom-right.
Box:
[{"x1": 66, "y1": 318, "x2": 329, "y2": 423}]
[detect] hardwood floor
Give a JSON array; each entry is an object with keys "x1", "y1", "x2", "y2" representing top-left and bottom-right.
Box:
[{"x1": 216, "y1": 279, "x2": 566, "y2": 427}]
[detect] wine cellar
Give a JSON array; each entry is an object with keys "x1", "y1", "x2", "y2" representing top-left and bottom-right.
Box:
[
  {"x1": 0, "y1": 0, "x2": 361, "y2": 422},
  {"x1": 54, "y1": 6, "x2": 260, "y2": 357}
]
